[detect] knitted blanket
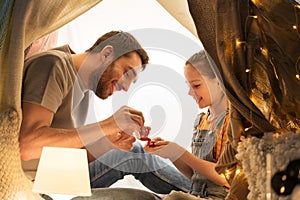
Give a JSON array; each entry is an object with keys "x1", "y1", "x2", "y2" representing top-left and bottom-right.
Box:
[{"x1": 0, "y1": 108, "x2": 42, "y2": 199}]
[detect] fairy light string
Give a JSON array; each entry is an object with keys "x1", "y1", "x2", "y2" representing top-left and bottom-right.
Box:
[
  {"x1": 294, "y1": 4, "x2": 300, "y2": 81},
  {"x1": 229, "y1": 1, "x2": 300, "y2": 193},
  {"x1": 241, "y1": 0, "x2": 300, "y2": 134},
  {"x1": 240, "y1": 1, "x2": 260, "y2": 133}
]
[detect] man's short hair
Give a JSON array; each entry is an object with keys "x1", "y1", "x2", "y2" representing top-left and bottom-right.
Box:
[{"x1": 86, "y1": 31, "x2": 149, "y2": 70}]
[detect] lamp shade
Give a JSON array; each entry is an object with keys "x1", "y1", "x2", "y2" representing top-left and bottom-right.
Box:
[{"x1": 32, "y1": 147, "x2": 91, "y2": 197}]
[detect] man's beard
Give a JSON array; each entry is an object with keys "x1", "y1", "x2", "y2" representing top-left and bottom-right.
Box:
[{"x1": 94, "y1": 64, "x2": 114, "y2": 99}]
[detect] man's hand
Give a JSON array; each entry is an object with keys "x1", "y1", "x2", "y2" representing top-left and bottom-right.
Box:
[
  {"x1": 86, "y1": 131, "x2": 136, "y2": 162},
  {"x1": 107, "y1": 131, "x2": 136, "y2": 152},
  {"x1": 100, "y1": 106, "x2": 145, "y2": 136}
]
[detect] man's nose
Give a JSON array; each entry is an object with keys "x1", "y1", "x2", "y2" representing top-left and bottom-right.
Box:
[{"x1": 121, "y1": 80, "x2": 131, "y2": 92}]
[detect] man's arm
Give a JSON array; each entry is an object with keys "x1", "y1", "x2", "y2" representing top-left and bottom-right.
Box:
[
  {"x1": 20, "y1": 102, "x2": 83, "y2": 160},
  {"x1": 19, "y1": 102, "x2": 141, "y2": 161}
]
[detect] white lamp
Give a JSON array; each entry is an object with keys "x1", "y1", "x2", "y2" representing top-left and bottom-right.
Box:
[{"x1": 32, "y1": 147, "x2": 92, "y2": 199}]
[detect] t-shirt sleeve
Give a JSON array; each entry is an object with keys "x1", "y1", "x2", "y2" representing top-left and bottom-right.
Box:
[{"x1": 22, "y1": 55, "x2": 66, "y2": 113}]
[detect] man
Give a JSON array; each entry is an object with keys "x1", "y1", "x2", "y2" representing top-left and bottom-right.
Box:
[{"x1": 20, "y1": 31, "x2": 191, "y2": 194}]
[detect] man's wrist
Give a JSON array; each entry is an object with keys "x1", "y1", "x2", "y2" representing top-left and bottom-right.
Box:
[
  {"x1": 98, "y1": 118, "x2": 120, "y2": 136},
  {"x1": 76, "y1": 123, "x2": 105, "y2": 146}
]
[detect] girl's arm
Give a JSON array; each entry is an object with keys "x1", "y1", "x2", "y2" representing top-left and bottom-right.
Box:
[
  {"x1": 172, "y1": 156, "x2": 194, "y2": 179},
  {"x1": 176, "y1": 150, "x2": 227, "y2": 186},
  {"x1": 144, "y1": 138, "x2": 228, "y2": 186}
]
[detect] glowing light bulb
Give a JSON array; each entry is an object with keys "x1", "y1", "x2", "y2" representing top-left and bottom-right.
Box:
[
  {"x1": 236, "y1": 39, "x2": 246, "y2": 47},
  {"x1": 260, "y1": 47, "x2": 268, "y2": 57},
  {"x1": 293, "y1": 25, "x2": 297, "y2": 30},
  {"x1": 225, "y1": 169, "x2": 231, "y2": 179},
  {"x1": 245, "y1": 68, "x2": 251, "y2": 73},
  {"x1": 296, "y1": 74, "x2": 300, "y2": 81},
  {"x1": 280, "y1": 186, "x2": 285, "y2": 194},
  {"x1": 282, "y1": 174, "x2": 287, "y2": 181},
  {"x1": 244, "y1": 127, "x2": 252, "y2": 131},
  {"x1": 266, "y1": 193, "x2": 271, "y2": 200}
]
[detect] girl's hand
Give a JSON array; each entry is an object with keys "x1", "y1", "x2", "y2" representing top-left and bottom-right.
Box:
[
  {"x1": 144, "y1": 137, "x2": 169, "y2": 153},
  {"x1": 144, "y1": 137, "x2": 186, "y2": 161}
]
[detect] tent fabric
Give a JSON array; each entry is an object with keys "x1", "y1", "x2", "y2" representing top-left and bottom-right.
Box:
[
  {"x1": 187, "y1": 0, "x2": 300, "y2": 199},
  {"x1": 24, "y1": 31, "x2": 58, "y2": 59},
  {"x1": 0, "y1": 0, "x2": 101, "y2": 198},
  {"x1": 156, "y1": 0, "x2": 198, "y2": 38},
  {"x1": 1, "y1": 0, "x2": 299, "y2": 199},
  {"x1": 0, "y1": 0, "x2": 14, "y2": 50},
  {"x1": 0, "y1": 0, "x2": 102, "y2": 112}
]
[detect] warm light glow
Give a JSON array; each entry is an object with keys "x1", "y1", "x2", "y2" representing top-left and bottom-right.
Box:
[
  {"x1": 296, "y1": 74, "x2": 300, "y2": 80},
  {"x1": 274, "y1": 132, "x2": 281, "y2": 138},
  {"x1": 260, "y1": 47, "x2": 268, "y2": 57},
  {"x1": 235, "y1": 168, "x2": 241, "y2": 175},
  {"x1": 236, "y1": 39, "x2": 246, "y2": 47},
  {"x1": 282, "y1": 174, "x2": 287, "y2": 181},
  {"x1": 225, "y1": 169, "x2": 231, "y2": 179},
  {"x1": 266, "y1": 153, "x2": 272, "y2": 200},
  {"x1": 293, "y1": 25, "x2": 298, "y2": 30},
  {"x1": 280, "y1": 186, "x2": 285, "y2": 194},
  {"x1": 245, "y1": 68, "x2": 251, "y2": 73},
  {"x1": 285, "y1": 136, "x2": 289, "y2": 141},
  {"x1": 244, "y1": 127, "x2": 252, "y2": 132},
  {"x1": 295, "y1": 5, "x2": 300, "y2": 9},
  {"x1": 250, "y1": 15, "x2": 258, "y2": 19}
]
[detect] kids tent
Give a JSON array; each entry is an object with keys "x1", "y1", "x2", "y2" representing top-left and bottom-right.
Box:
[{"x1": 0, "y1": 0, "x2": 299, "y2": 199}]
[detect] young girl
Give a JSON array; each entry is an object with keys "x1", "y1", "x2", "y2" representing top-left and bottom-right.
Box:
[{"x1": 145, "y1": 51, "x2": 230, "y2": 199}]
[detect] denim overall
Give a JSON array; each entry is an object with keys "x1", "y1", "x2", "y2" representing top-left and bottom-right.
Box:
[{"x1": 190, "y1": 111, "x2": 228, "y2": 199}]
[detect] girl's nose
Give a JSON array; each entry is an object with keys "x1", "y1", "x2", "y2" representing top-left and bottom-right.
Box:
[{"x1": 188, "y1": 87, "x2": 195, "y2": 96}]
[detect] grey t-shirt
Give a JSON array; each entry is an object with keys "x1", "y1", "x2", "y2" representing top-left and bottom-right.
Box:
[
  {"x1": 23, "y1": 45, "x2": 77, "y2": 128},
  {"x1": 22, "y1": 45, "x2": 88, "y2": 180}
]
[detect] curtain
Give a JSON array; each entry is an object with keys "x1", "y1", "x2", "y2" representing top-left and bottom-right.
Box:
[
  {"x1": 187, "y1": 0, "x2": 300, "y2": 199},
  {"x1": 0, "y1": 0, "x2": 101, "y2": 199},
  {"x1": 156, "y1": 0, "x2": 198, "y2": 38}
]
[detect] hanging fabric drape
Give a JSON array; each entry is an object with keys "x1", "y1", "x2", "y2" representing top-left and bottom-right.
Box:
[
  {"x1": 0, "y1": 0, "x2": 102, "y2": 112},
  {"x1": 156, "y1": 0, "x2": 198, "y2": 38},
  {"x1": 187, "y1": 0, "x2": 300, "y2": 199},
  {"x1": 0, "y1": 1, "x2": 102, "y2": 199}
]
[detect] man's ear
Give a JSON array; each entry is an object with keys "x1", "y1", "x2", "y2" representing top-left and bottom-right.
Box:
[{"x1": 101, "y1": 45, "x2": 114, "y2": 59}]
